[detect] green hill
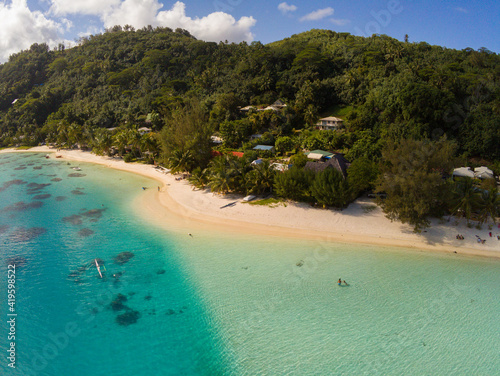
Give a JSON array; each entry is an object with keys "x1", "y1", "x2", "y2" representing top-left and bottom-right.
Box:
[{"x1": 0, "y1": 27, "x2": 499, "y2": 159}]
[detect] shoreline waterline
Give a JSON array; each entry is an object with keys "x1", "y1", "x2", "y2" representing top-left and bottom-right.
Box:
[{"x1": 3, "y1": 146, "x2": 499, "y2": 259}]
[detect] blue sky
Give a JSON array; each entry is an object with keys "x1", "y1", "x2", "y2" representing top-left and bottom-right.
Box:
[{"x1": 0, "y1": 0, "x2": 499, "y2": 62}]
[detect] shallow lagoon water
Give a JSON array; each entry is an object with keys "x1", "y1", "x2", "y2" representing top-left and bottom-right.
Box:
[{"x1": 0, "y1": 153, "x2": 499, "y2": 375}]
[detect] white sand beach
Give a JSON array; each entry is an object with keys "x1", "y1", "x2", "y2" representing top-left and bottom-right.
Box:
[{"x1": 3, "y1": 146, "x2": 500, "y2": 258}]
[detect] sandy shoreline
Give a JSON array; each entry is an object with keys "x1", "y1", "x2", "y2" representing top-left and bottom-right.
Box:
[{"x1": 3, "y1": 146, "x2": 500, "y2": 259}]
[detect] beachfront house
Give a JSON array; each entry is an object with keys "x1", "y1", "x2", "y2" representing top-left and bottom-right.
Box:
[
  {"x1": 474, "y1": 166, "x2": 494, "y2": 180},
  {"x1": 211, "y1": 135, "x2": 223, "y2": 145},
  {"x1": 138, "y1": 127, "x2": 151, "y2": 135},
  {"x1": 239, "y1": 105, "x2": 256, "y2": 113},
  {"x1": 253, "y1": 145, "x2": 275, "y2": 152},
  {"x1": 305, "y1": 150, "x2": 334, "y2": 161},
  {"x1": 452, "y1": 167, "x2": 475, "y2": 179},
  {"x1": 271, "y1": 163, "x2": 290, "y2": 172},
  {"x1": 251, "y1": 158, "x2": 264, "y2": 166},
  {"x1": 453, "y1": 166, "x2": 495, "y2": 180},
  {"x1": 316, "y1": 117, "x2": 344, "y2": 130},
  {"x1": 304, "y1": 154, "x2": 350, "y2": 179},
  {"x1": 239, "y1": 100, "x2": 287, "y2": 113}
]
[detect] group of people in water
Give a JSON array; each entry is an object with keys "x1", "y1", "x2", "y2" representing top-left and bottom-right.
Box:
[{"x1": 338, "y1": 279, "x2": 348, "y2": 286}]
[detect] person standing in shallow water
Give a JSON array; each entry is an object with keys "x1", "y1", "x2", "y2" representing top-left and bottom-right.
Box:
[{"x1": 338, "y1": 278, "x2": 342, "y2": 286}]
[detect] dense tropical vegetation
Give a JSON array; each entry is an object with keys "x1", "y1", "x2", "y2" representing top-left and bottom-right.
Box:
[{"x1": 1, "y1": 27, "x2": 499, "y2": 230}]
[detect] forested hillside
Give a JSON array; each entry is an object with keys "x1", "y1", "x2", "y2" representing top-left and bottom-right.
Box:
[{"x1": 0, "y1": 27, "x2": 498, "y2": 159}]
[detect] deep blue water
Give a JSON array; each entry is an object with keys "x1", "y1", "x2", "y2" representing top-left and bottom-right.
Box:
[{"x1": 0, "y1": 153, "x2": 231, "y2": 376}]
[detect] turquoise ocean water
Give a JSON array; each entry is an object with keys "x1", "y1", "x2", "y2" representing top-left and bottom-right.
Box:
[{"x1": 0, "y1": 152, "x2": 499, "y2": 375}]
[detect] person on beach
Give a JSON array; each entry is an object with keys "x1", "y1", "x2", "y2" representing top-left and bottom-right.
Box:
[{"x1": 338, "y1": 278, "x2": 342, "y2": 286}]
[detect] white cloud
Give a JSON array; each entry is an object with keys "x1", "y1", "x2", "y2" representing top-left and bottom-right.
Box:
[
  {"x1": 278, "y1": 2, "x2": 297, "y2": 15},
  {"x1": 330, "y1": 18, "x2": 350, "y2": 26},
  {"x1": 300, "y1": 7, "x2": 334, "y2": 22},
  {"x1": 102, "y1": 0, "x2": 162, "y2": 28},
  {"x1": 49, "y1": 0, "x2": 121, "y2": 16},
  {"x1": 455, "y1": 7, "x2": 468, "y2": 14},
  {"x1": 60, "y1": 0, "x2": 256, "y2": 44},
  {"x1": 0, "y1": 0, "x2": 64, "y2": 62},
  {"x1": 156, "y1": 2, "x2": 255, "y2": 43}
]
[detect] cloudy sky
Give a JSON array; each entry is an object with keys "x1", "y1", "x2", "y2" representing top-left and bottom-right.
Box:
[{"x1": 0, "y1": 0, "x2": 499, "y2": 62}]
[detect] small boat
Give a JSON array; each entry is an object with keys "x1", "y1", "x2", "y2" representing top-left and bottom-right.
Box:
[
  {"x1": 45, "y1": 154, "x2": 50, "y2": 159},
  {"x1": 72, "y1": 167, "x2": 81, "y2": 171},
  {"x1": 95, "y1": 259, "x2": 103, "y2": 278}
]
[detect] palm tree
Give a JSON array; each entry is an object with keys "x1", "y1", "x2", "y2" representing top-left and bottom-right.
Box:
[
  {"x1": 92, "y1": 128, "x2": 113, "y2": 156},
  {"x1": 209, "y1": 167, "x2": 232, "y2": 194},
  {"x1": 227, "y1": 156, "x2": 248, "y2": 192},
  {"x1": 167, "y1": 149, "x2": 194, "y2": 174},
  {"x1": 303, "y1": 104, "x2": 318, "y2": 128},
  {"x1": 140, "y1": 133, "x2": 160, "y2": 161},
  {"x1": 245, "y1": 160, "x2": 276, "y2": 195},
  {"x1": 478, "y1": 186, "x2": 500, "y2": 224},
  {"x1": 207, "y1": 155, "x2": 239, "y2": 194},
  {"x1": 188, "y1": 167, "x2": 209, "y2": 190},
  {"x1": 127, "y1": 128, "x2": 143, "y2": 157},
  {"x1": 451, "y1": 177, "x2": 481, "y2": 224},
  {"x1": 56, "y1": 121, "x2": 69, "y2": 147},
  {"x1": 114, "y1": 130, "x2": 129, "y2": 157}
]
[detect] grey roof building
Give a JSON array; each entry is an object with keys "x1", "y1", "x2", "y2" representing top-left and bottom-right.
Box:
[{"x1": 304, "y1": 154, "x2": 350, "y2": 178}]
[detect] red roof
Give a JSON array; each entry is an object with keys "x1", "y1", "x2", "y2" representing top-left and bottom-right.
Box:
[{"x1": 210, "y1": 150, "x2": 244, "y2": 158}]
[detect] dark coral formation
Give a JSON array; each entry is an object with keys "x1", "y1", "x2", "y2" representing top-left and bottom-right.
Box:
[
  {"x1": 33, "y1": 194, "x2": 51, "y2": 200},
  {"x1": 115, "y1": 310, "x2": 140, "y2": 326},
  {"x1": 2, "y1": 201, "x2": 43, "y2": 212},
  {"x1": 9, "y1": 227, "x2": 47, "y2": 242},
  {"x1": 109, "y1": 294, "x2": 128, "y2": 311},
  {"x1": 67, "y1": 260, "x2": 94, "y2": 281},
  {"x1": 0, "y1": 179, "x2": 26, "y2": 193},
  {"x1": 114, "y1": 251, "x2": 134, "y2": 265},
  {"x1": 51, "y1": 178, "x2": 62, "y2": 182},
  {"x1": 71, "y1": 190, "x2": 85, "y2": 195},
  {"x1": 0, "y1": 224, "x2": 10, "y2": 234},
  {"x1": 26, "y1": 183, "x2": 51, "y2": 193},
  {"x1": 82, "y1": 208, "x2": 106, "y2": 219},
  {"x1": 77, "y1": 228, "x2": 94, "y2": 237},
  {"x1": 156, "y1": 269, "x2": 166, "y2": 275},
  {"x1": 63, "y1": 214, "x2": 83, "y2": 225},
  {"x1": 5, "y1": 256, "x2": 27, "y2": 267},
  {"x1": 68, "y1": 173, "x2": 86, "y2": 178},
  {"x1": 55, "y1": 196, "x2": 67, "y2": 201}
]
